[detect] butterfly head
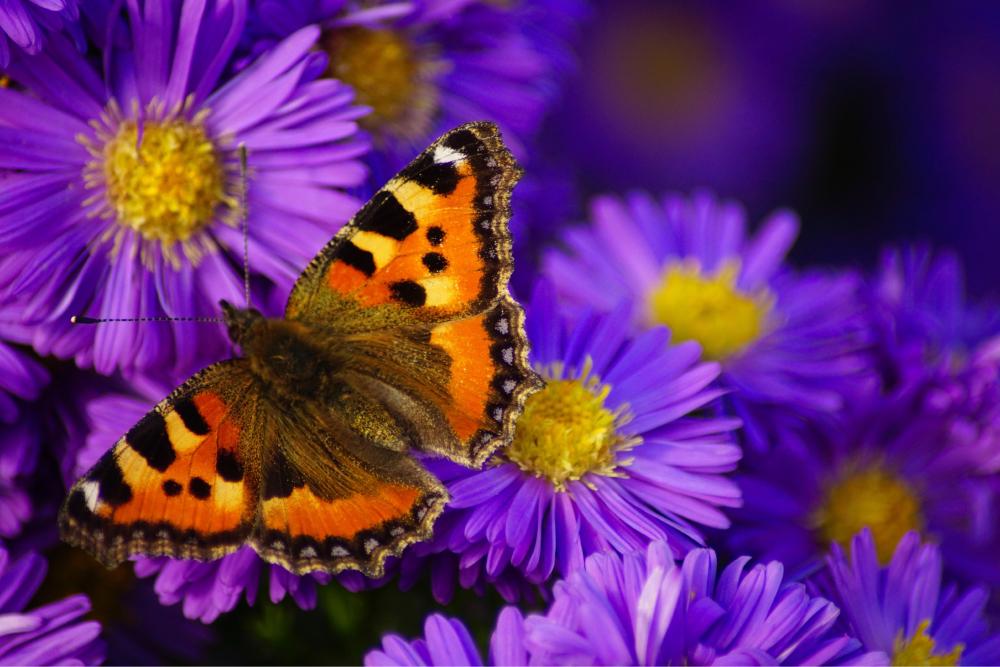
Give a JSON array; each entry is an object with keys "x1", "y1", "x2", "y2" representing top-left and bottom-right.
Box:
[{"x1": 220, "y1": 299, "x2": 264, "y2": 347}]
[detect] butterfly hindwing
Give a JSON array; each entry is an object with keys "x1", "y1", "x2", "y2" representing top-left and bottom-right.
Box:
[
  {"x1": 251, "y1": 411, "x2": 447, "y2": 576},
  {"x1": 59, "y1": 361, "x2": 258, "y2": 567},
  {"x1": 285, "y1": 122, "x2": 540, "y2": 467}
]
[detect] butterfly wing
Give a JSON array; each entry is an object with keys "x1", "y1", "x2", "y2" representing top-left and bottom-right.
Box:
[
  {"x1": 285, "y1": 122, "x2": 540, "y2": 467},
  {"x1": 59, "y1": 360, "x2": 259, "y2": 568},
  {"x1": 250, "y1": 397, "x2": 447, "y2": 576}
]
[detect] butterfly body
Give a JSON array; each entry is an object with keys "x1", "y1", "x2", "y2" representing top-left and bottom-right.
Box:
[{"x1": 60, "y1": 123, "x2": 540, "y2": 576}]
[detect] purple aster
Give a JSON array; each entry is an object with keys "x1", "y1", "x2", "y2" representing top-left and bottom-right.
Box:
[
  {"x1": 246, "y1": 0, "x2": 586, "y2": 169},
  {"x1": 0, "y1": 333, "x2": 47, "y2": 424},
  {"x1": 543, "y1": 190, "x2": 876, "y2": 451},
  {"x1": 727, "y1": 373, "x2": 1000, "y2": 592},
  {"x1": 368, "y1": 543, "x2": 883, "y2": 665},
  {"x1": 818, "y1": 529, "x2": 1000, "y2": 665},
  {"x1": 0, "y1": 547, "x2": 105, "y2": 665},
  {"x1": 393, "y1": 281, "x2": 740, "y2": 601},
  {"x1": 0, "y1": 0, "x2": 369, "y2": 378},
  {"x1": 868, "y1": 245, "x2": 1000, "y2": 387},
  {"x1": 0, "y1": 0, "x2": 79, "y2": 67},
  {"x1": 80, "y1": 382, "x2": 330, "y2": 623},
  {"x1": 365, "y1": 607, "x2": 528, "y2": 666}
]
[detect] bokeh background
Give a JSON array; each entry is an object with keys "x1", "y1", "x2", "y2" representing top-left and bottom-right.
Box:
[{"x1": 544, "y1": 1, "x2": 1000, "y2": 297}]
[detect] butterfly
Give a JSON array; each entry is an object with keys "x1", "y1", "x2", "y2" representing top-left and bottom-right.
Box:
[{"x1": 59, "y1": 122, "x2": 540, "y2": 577}]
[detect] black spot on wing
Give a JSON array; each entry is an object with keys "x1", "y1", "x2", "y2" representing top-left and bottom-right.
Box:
[
  {"x1": 357, "y1": 191, "x2": 417, "y2": 240},
  {"x1": 443, "y1": 129, "x2": 480, "y2": 154},
  {"x1": 189, "y1": 477, "x2": 212, "y2": 500},
  {"x1": 91, "y1": 454, "x2": 133, "y2": 506},
  {"x1": 263, "y1": 450, "x2": 305, "y2": 500},
  {"x1": 401, "y1": 152, "x2": 461, "y2": 195},
  {"x1": 163, "y1": 480, "x2": 182, "y2": 496},
  {"x1": 65, "y1": 490, "x2": 90, "y2": 521},
  {"x1": 337, "y1": 241, "x2": 376, "y2": 277},
  {"x1": 389, "y1": 280, "x2": 427, "y2": 307},
  {"x1": 422, "y1": 252, "x2": 448, "y2": 273},
  {"x1": 426, "y1": 226, "x2": 445, "y2": 246},
  {"x1": 173, "y1": 397, "x2": 210, "y2": 436},
  {"x1": 126, "y1": 411, "x2": 175, "y2": 472},
  {"x1": 217, "y1": 449, "x2": 244, "y2": 482}
]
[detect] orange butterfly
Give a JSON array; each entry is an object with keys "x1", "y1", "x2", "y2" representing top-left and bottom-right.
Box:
[{"x1": 59, "y1": 122, "x2": 540, "y2": 577}]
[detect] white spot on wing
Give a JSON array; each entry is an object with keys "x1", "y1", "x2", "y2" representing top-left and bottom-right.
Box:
[
  {"x1": 503, "y1": 379, "x2": 516, "y2": 394},
  {"x1": 331, "y1": 546, "x2": 349, "y2": 557},
  {"x1": 434, "y1": 145, "x2": 465, "y2": 164},
  {"x1": 493, "y1": 407, "x2": 503, "y2": 421},
  {"x1": 496, "y1": 318, "x2": 509, "y2": 335},
  {"x1": 300, "y1": 546, "x2": 317, "y2": 559},
  {"x1": 82, "y1": 481, "x2": 100, "y2": 512},
  {"x1": 502, "y1": 347, "x2": 514, "y2": 364},
  {"x1": 364, "y1": 538, "x2": 379, "y2": 553},
  {"x1": 390, "y1": 527, "x2": 405, "y2": 537}
]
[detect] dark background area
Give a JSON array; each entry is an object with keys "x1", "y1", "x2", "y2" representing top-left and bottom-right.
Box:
[{"x1": 542, "y1": 1, "x2": 1000, "y2": 296}]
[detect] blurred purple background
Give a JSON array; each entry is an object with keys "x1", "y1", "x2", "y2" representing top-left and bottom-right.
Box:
[{"x1": 542, "y1": 1, "x2": 1000, "y2": 296}]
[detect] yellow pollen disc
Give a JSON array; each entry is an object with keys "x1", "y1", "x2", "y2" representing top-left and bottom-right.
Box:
[
  {"x1": 100, "y1": 116, "x2": 227, "y2": 244},
  {"x1": 647, "y1": 260, "x2": 772, "y2": 360},
  {"x1": 812, "y1": 464, "x2": 924, "y2": 564},
  {"x1": 892, "y1": 620, "x2": 963, "y2": 666},
  {"x1": 505, "y1": 359, "x2": 636, "y2": 491},
  {"x1": 321, "y1": 27, "x2": 437, "y2": 139}
]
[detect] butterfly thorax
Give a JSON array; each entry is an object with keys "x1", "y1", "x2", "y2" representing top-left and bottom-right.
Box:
[{"x1": 221, "y1": 300, "x2": 340, "y2": 398}]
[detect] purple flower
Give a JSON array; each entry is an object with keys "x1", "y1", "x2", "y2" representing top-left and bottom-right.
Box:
[
  {"x1": 0, "y1": 0, "x2": 79, "y2": 67},
  {"x1": 365, "y1": 607, "x2": 528, "y2": 666},
  {"x1": 0, "y1": 358, "x2": 96, "y2": 546},
  {"x1": 396, "y1": 281, "x2": 740, "y2": 601},
  {"x1": 247, "y1": 0, "x2": 585, "y2": 168},
  {"x1": 543, "y1": 190, "x2": 875, "y2": 451},
  {"x1": 0, "y1": 0, "x2": 369, "y2": 378},
  {"x1": 0, "y1": 547, "x2": 105, "y2": 665},
  {"x1": 728, "y1": 374, "x2": 1000, "y2": 592},
  {"x1": 80, "y1": 383, "x2": 330, "y2": 623},
  {"x1": 524, "y1": 542, "x2": 883, "y2": 665},
  {"x1": 868, "y1": 245, "x2": 1000, "y2": 387},
  {"x1": 818, "y1": 529, "x2": 1000, "y2": 665},
  {"x1": 0, "y1": 336, "x2": 47, "y2": 424},
  {"x1": 368, "y1": 543, "x2": 883, "y2": 665}
]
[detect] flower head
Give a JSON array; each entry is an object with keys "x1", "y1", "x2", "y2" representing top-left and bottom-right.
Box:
[
  {"x1": 524, "y1": 542, "x2": 881, "y2": 665},
  {"x1": 1, "y1": 0, "x2": 369, "y2": 377},
  {"x1": 368, "y1": 543, "x2": 882, "y2": 665},
  {"x1": 396, "y1": 281, "x2": 740, "y2": 600},
  {"x1": 818, "y1": 529, "x2": 1000, "y2": 666},
  {"x1": 0, "y1": 547, "x2": 105, "y2": 665},
  {"x1": 247, "y1": 0, "x2": 584, "y2": 167},
  {"x1": 868, "y1": 245, "x2": 1000, "y2": 387},
  {"x1": 543, "y1": 190, "x2": 875, "y2": 450},
  {"x1": 728, "y1": 376, "x2": 1000, "y2": 590}
]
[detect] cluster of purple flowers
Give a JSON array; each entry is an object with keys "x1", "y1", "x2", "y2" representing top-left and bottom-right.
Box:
[{"x1": 1, "y1": 0, "x2": 998, "y2": 665}]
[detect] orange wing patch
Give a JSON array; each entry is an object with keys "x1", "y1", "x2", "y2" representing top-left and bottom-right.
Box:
[
  {"x1": 60, "y1": 378, "x2": 255, "y2": 568},
  {"x1": 250, "y1": 453, "x2": 446, "y2": 576},
  {"x1": 288, "y1": 122, "x2": 518, "y2": 323}
]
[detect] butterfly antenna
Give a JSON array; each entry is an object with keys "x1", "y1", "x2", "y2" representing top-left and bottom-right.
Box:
[
  {"x1": 71, "y1": 315, "x2": 223, "y2": 324},
  {"x1": 239, "y1": 144, "x2": 251, "y2": 309}
]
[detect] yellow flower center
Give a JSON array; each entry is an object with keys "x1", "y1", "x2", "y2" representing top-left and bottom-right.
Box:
[
  {"x1": 321, "y1": 27, "x2": 437, "y2": 140},
  {"x1": 892, "y1": 620, "x2": 963, "y2": 666},
  {"x1": 812, "y1": 464, "x2": 924, "y2": 564},
  {"x1": 647, "y1": 261, "x2": 772, "y2": 360},
  {"x1": 505, "y1": 360, "x2": 637, "y2": 491},
  {"x1": 99, "y1": 115, "x2": 227, "y2": 244}
]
